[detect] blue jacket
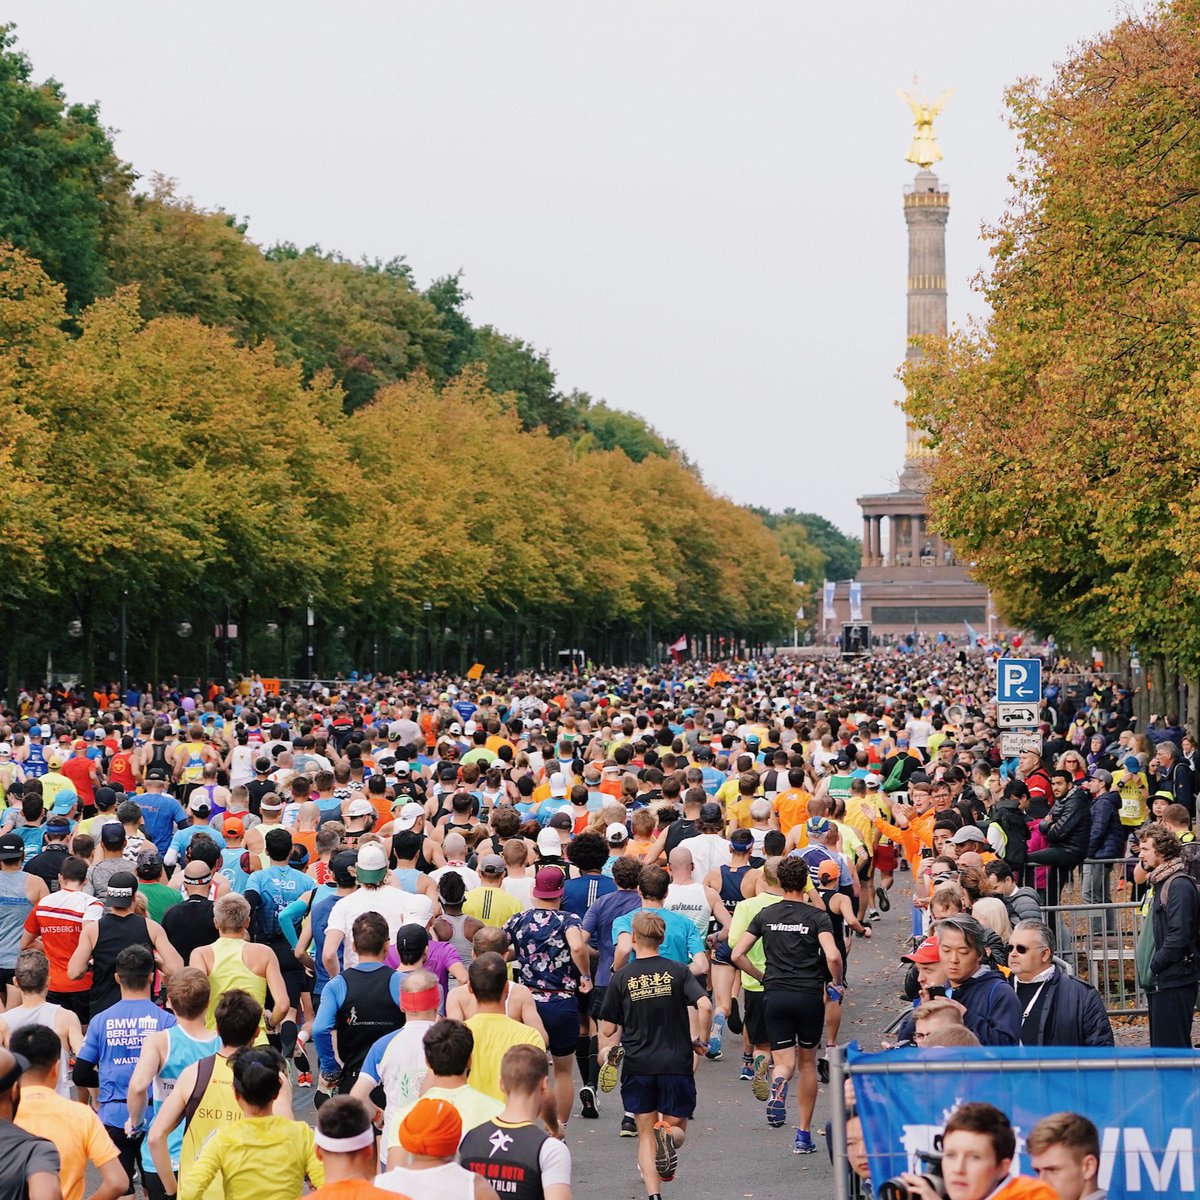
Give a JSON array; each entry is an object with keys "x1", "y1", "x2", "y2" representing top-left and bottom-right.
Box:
[
  {"x1": 1087, "y1": 789, "x2": 1125, "y2": 860},
  {"x1": 952, "y1": 967, "x2": 1022, "y2": 1046},
  {"x1": 1020, "y1": 966, "x2": 1114, "y2": 1047}
]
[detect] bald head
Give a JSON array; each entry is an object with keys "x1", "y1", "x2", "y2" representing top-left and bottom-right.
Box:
[
  {"x1": 183, "y1": 860, "x2": 213, "y2": 890},
  {"x1": 442, "y1": 832, "x2": 467, "y2": 860},
  {"x1": 667, "y1": 846, "x2": 695, "y2": 881}
]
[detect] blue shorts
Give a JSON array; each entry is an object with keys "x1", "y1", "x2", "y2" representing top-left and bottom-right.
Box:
[
  {"x1": 621, "y1": 1071, "x2": 697, "y2": 1119},
  {"x1": 535, "y1": 995, "x2": 580, "y2": 1058}
]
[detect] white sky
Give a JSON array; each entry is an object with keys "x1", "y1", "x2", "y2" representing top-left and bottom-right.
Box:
[{"x1": 9, "y1": 1, "x2": 1122, "y2": 534}]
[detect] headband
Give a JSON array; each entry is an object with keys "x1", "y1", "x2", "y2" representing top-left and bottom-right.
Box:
[
  {"x1": 401, "y1": 985, "x2": 440, "y2": 1013},
  {"x1": 315, "y1": 1127, "x2": 375, "y2": 1153}
]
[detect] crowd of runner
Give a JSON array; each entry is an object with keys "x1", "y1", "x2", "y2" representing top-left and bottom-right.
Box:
[{"x1": 0, "y1": 650, "x2": 1185, "y2": 1200}]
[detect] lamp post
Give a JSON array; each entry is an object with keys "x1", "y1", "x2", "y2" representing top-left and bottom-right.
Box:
[
  {"x1": 120, "y1": 590, "x2": 128, "y2": 694},
  {"x1": 306, "y1": 595, "x2": 314, "y2": 680}
]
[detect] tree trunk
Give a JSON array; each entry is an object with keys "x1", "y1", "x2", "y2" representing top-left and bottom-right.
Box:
[
  {"x1": 4, "y1": 609, "x2": 17, "y2": 710},
  {"x1": 148, "y1": 615, "x2": 161, "y2": 690},
  {"x1": 240, "y1": 599, "x2": 250, "y2": 675},
  {"x1": 80, "y1": 594, "x2": 95, "y2": 699}
]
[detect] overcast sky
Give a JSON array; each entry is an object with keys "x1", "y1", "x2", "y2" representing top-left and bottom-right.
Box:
[{"x1": 10, "y1": 1, "x2": 1122, "y2": 535}]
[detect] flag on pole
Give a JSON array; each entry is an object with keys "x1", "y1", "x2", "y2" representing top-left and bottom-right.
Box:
[
  {"x1": 822, "y1": 580, "x2": 835, "y2": 624},
  {"x1": 849, "y1": 581, "x2": 863, "y2": 622},
  {"x1": 963, "y1": 620, "x2": 979, "y2": 648},
  {"x1": 668, "y1": 635, "x2": 687, "y2": 663}
]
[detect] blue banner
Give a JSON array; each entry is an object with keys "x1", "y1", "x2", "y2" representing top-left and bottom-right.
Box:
[{"x1": 848, "y1": 1045, "x2": 1200, "y2": 1198}]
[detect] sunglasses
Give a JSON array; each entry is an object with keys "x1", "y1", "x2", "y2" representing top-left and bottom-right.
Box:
[{"x1": 1007, "y1": 942, "x2": 1041, "y2": 954}]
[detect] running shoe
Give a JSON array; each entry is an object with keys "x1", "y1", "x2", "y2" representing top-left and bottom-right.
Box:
[
  {"x1": 817, "y1": 1056, "x2": 830, "y2": 1085},
  {"x1": 579, "y1": 1085, "x2": 599, "y2": 1119},
  {"x1": 794, "y1": 1128, "x2": 816, "y2": 1155},
  {"x1": 867, "y1": 907, "x2": 881, "y2": 921},
  {"x1": 654, "y1": 1120, "x2": 678, "y2": 1180},
  {"x1": 706, "y1": 1011, "x2": 726, "y2": 1060},
  {"x1": 297, "y1": 1071, "x2": 312, "y2": 1088},
  {"x1": 766, "y1": 1077, "x2": 789, "y2": 1127},
  {"x1": 599, "y1": 1045, "x2": 624, "y2": 1094},
  {"x1": 620, "y1": 1115, "x2": 637, "y2": 1137},
  {"x1": 739, "y1": 1054, "x2": 754, "y2": 1081},
  {"x1": 752, "y1": 1054, "x2": 771, "y2": 1102},
  {"x1": 878, "y1": 890, "x2": 891, "y2": 912}
]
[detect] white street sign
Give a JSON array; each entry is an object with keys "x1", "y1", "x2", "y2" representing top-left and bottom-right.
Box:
[
  {"x1": 1000, "y1": 732, "x2": 1042, "y2": 757},
  {"x1": 997, "y1": 702, "x2": 1038, "y2": 729}
]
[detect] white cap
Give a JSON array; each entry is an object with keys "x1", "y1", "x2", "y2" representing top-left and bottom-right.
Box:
[
  {"x1": 606, "y1": 823, "x2": 630, "y2": 845},
  {"x1": 394, "y1": 801, "x2": 424, "y2": 831},
  {"x1": 724, "y1": 720, "x2": 737, "y2": 732},
  {"x1": 536, "y1": 828, "x2": 562, "y2": 857},
  {"x1": 865, "y1": 773, "x2": 882, "y2": 788},
  {"x1": 345, "y1": 798, "x2": 375, "y2": 819},
  {"x1": 549, "y1": 772, "x2": 568, "y2": 797},
  {"x1": 449, "y1": 722, "x2": 462, "y2": 734},
  {"x1": 0, "y1": 743, "x2": 11, "y2": 756}
]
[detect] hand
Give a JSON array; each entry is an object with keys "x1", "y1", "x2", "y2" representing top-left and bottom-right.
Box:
[
  {"x1": 692, "y1": 1036, "x2": 710, "y2": 1055},
  {"x1": 826, "y1": 982, "x2": 845, "y2": 1003},
  {"x1": 578, "y1": 975, "x2": 593, "y2": 994},
  {"x1": 124, "y1": 1117, "x2": 143, "y2": 1139}
]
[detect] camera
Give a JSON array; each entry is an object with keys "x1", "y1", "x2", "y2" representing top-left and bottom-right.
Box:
[{"x1": 878, "y1": 1149, "x2": 946, "y2": 1200}]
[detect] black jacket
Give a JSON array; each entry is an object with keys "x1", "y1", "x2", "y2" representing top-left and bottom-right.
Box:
[
  {"x1": 1087, "y1": 789, "x2": 1125, "y2": 860},
  {"x1": 953, "y1": 967, "x2": 1022, "y2": 1046},
  {"x1": 1038, "y1": 786, "x2": 1091, "y2": 863},
  {"x1": 987, "y1": 802, "x2": 1030, "y2": 871},
  {"x1": 1019, "y1": 966, "x2": 1114, "y2": 1047},
  {"x1": 1151, "y1": 872, "x2": 1200, "y2": 988}
]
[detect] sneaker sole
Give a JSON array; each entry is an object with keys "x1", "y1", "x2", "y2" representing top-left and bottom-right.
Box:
[
  {"x1": 598, "y1": 1046, "x2": 624, "y2": 1094},
  {"x1": 619, "y1": 1124, "x2": 637, "y2": 1138},
  {"x1": 752, "y1": 1057, "x2": 770, "y2": 1102},
  {"x1": 579, "y1": 1088, "x2": 598, "y2": 1119},
  {"x1": 765, "y1": 1081, "x2": 788, "y2": 1127},
  {"x1": 654, "y1": 1122, "x2": 678, "y2": 1180},
  {"x1": 794, "y1": 1138, "x2": 817, "y2": 1155}
]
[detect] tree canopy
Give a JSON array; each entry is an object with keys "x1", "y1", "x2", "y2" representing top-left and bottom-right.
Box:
[{"x1": 904, "y1": 0, "x2": 1200, "y2": 672}]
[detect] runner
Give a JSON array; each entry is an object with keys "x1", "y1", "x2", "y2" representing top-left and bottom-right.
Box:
[
  {"x1": 598, "y1": 911, "x2": 712, "y2": 1200},
  {"x1": 730, "y1": 854, "x2": 842, "y2": 1155}
]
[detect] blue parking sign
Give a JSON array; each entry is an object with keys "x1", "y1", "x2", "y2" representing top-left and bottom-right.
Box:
[{"x1": 996, "y1": 657, "x2": 1041, "y2": 704}]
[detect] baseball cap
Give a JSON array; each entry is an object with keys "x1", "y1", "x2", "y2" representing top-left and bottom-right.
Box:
[
  {"x1": 1088, "y1": 768, "x2": 1113, "y2": 787},
  {"x1": 805, "y1": 817, "x2": 831, "y2": 837},
  {"x1": 532, "y1": 865, "x2": 566, "y2": 899},
  {"x1": 355, "y1": 843, "x2": 389, "y2": 884},
  {"x1": 548, "y1": 811, "x2": 572, "y2": 831},
  {"x1": 51, "y1": 788, "x2": 77, "y2": 815},
  {"x1": 106, "y1": 871, "x2": 139, "y2": 905},
  {"x1": 816, "y1": 860, "x2": 840, "y2": 886},
  {"x1": 221, "y1": 814, "x2": 245, "y2": 836},
  {"x1": 329, "y1": 849, "x2": 358, "y2": 887},
  {"x1": 0, "y1": 833, "x2": 22, "y2": 862},
  {"x1": 395, "y1": 923, "x2": 429, "y2": 955},
  {"x1": 478, "y1": 854, "x2": 506, "y2": 876},
  {"x1": 100, "y1": 823, "x2": 126, "y2": 847},
  {"x1": 345, "y1": 798, "x2": 375, "y2": 821},
  {"x1": 145, "y1": 766, "x2": 169, "y2": 782},
  {"x1": 394, "y1": 802, "x2": 424, "y2": 831},
  {"x1": 951, "y1": 825, "x2": 987, "y2": 846},
  {"x1": 729, "y1": 828, "x2": 754, "y2": 851},
  {"x1": 136, "y1": 850, "x2": 163, "y2": 880},
  {"x1": 865, "y1": 773, "x2": 882, "y2": 789},
  {"x1": 698, "y1": 802, "x2": 723, "y2": 824},
  {"x1": 605, "y1": 823, "x2": 629, "y2": 845},
  {"x1": 1123, "y1": 755, "x2": 1141, "y2": 772},
  {"x1": 393, "y1": 760, "x2": 411, "y2": 776},
  {"x1": 536, "y1": 828, "x2": 562, "y2": 858},
  {"x1": 548, "y1": 772, "x2": 568, "y2": 797},
  {"x1": 901, "y1": 936, "x2": 941, "y2": 965},
  {"x1": 188, "y1": 795, "x2": 211, "y2": 814},
  {"x1": 0, "y1": 744, "x2": 10, "y2": 757},
  {"x1": 72, "y1": 739, "x2": 87, "y2": 750}
]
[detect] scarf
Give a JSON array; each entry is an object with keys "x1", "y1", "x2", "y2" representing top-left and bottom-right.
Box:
[{"x1": 1149, "y1": 857, "x2": 1187, "y2": 890}]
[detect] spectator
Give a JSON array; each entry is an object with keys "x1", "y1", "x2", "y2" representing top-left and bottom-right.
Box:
[
  {"x1": 985, "y1": 862, "x2": 1042, "y2": 926},
  {"x1": 1150, "y1": 739, "x2": 1194, "y2": 820},
  {"x1": 935, "y1": 916, "x2": 1022, "y2": 1046},
  {"x1": 898, "y1": 1102, "x2": 1056, "y2": 1200},
  {"x1": 1135, "y1": 822, "x2": 1200, "y2": 1048},
  {"x1": 1082, "y1": 769, "x2": 1124, "y2": 937},
  {"x1": 1006, "y1": 920, "x2": 1113, "y2": 1047},
  {"x1": 912, "y1": 997, "x2": 965, "y2": 1043},
  {"x1": 985, "y1": 781, "x2": 1030, "y2": 876},
  {"x1": 1026, "y1": 772, "x2": 1091, "y2": 910},
  {"x1": 1026, "y1": 1112, "x2": 1105, "y2": 1200}
]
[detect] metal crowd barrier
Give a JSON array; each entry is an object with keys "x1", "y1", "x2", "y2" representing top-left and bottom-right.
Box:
[{"x1": 1040, "y1": 899, "x2": 1145, "y2": 1016}]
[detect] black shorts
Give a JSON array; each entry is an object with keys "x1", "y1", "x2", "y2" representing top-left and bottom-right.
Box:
[
  {"x1": 620, "y1": 1071, "x2": 697, "y2": 1119},
  {"x1": 48, "y1": 989, "x2": 90, "y2": 1026},
  {"x1": 857, "y1": 853, "x2": 874, "y2": 882},
  {"x1": 590, "y1": 983, "x2": 609, "y2": 1021},
  {"x1": 763, "y1": 989, "x2": 825, "y2": 1052},
  {"x1": 267, "y1": 937, "x2": 307, "y2": 1009},
  {"x1": 105, "y1": 1124, "x2": 146, "y2": 1188},
  {"x1": 743, "y1": 989, "x2": 769, "y2": 1048},
  {"x1": 0, "y1": 969, "x2": 14, "y2": 994}
]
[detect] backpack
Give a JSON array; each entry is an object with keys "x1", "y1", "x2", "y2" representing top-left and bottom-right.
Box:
[
  {"x1": 1179, "y1": 840, "x2": 1200, "y2": 887},
  {"x1": 882, "y1": 756, "x2": 907, "y2": 794}
]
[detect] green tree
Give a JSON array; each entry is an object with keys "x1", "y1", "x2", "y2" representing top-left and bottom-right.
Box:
[
  {"x1": 0, "y1": 25, "x2": 132, "y2": 309},
  {"x1": 569, "y1": 394, "x2": 672, "y2": 461},
  {"x1": 109, "y1": 177, "x2": 291, "y2": 347}
]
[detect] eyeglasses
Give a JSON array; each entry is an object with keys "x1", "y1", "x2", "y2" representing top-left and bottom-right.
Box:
[{"x1": 1007, "y1": 942, "x2": 1039, "y2": 954}]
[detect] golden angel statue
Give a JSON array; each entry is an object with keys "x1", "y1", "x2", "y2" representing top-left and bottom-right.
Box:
[{"x1": 897, "y1": 86, "x2": 955, "y2": 169}]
